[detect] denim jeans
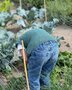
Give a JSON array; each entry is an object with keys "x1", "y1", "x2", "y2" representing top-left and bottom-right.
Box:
[{"x1": 27, "y1": 40, "x2": 59, "y2": 90}]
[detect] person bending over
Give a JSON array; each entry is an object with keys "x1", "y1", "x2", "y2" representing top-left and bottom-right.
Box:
[{"x1": 16, "y1": 29, "x2": 59, "y2": 90}]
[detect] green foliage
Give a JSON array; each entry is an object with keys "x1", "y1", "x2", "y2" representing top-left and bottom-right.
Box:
[
  {"x1": 12, "y1": 0, "x2": 44, "y2": 8},
  {"x1": 46, "y1": 0, "x2": 72, "y2": 26},
  {"x1": 0, "y1": 29, "x2": 15, "y2": 72},
  {"x1": 58, "y1": 52, "x2": 72, "y2": 67},
  {"x1": 0, "y1": 85, "x2": 3, "y2": 90},
  {"x1": 50, "y1": 51, "x2": 72, "y2": 90},
  {"x1": 27, "y1": 0, "x2": 43, "y2": 8},
  {"x1": 12, "y1": 0, "x2": 72, "y2": 26},
  {"x1": 0, "y1": 12, "x2": 11, "y2": 26},
  {"x1": 5, "y1": 77, "x2": 26, "y2": 90},
  {"x1": 0, "y1": 0, "x2": 14, "y2": 12},
  {"x1": 27, "y1": 10, "x2": 35, "y2": 21},
  {"x1": 0, "y1": 84, "x2": 5, "y2": 90}
]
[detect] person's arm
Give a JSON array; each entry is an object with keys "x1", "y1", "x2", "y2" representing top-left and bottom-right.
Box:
[
  {"x1": 16, "y1": 31, "x2": 31, "y2": 49},
  {"x1": 16, "y1": 30, "x2": 32, "y2": 61}
]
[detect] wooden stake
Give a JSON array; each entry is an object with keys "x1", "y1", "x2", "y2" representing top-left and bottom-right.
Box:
[
  {"x1": 44, "y1": 0, "x2": 47, "y2": 21},
  {"x1": 19, "y1": 0, "x2": 22, "y2": 8},
  {"x1": 22, "y1": 40, "x2": 30, "y2": 90}
]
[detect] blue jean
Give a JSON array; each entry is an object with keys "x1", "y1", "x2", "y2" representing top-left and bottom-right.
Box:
[{"x1": 27, "y1": 40, "x2": 59, "y2": 90}]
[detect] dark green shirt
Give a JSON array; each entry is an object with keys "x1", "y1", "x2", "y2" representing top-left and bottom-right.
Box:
[{"x1": 16, "y1": 29, "x2": 56, "y2": 55}]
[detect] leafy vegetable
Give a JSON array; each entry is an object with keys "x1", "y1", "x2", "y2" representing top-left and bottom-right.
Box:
[
  {"x1": 17, "y1": 19, "x2": 26, "y2": 27},
  {"x1": 0, "y1": 12, "x2": 11, "y2": 26},
  {"x1": 16, "y1": 7, "x2": 27, "y2": 17},
  {"x1": 0, "y1": 29, "x2": 15, "y2": 72}
]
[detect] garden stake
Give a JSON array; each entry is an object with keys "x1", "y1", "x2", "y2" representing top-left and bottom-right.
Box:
[
  {"x1": 22, "y1": 40, "x2": 30, "y2": 90},
  {"x1": 44, "y1": 0, "x2": 47, "y2": 21},
  {"x1": 19, "y1": 0, "x2": 22, "y2": 8}
]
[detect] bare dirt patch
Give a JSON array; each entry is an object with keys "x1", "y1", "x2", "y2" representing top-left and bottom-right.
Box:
[{"x1": 53, "y1": 25, "x2": 72, "y2": 52}]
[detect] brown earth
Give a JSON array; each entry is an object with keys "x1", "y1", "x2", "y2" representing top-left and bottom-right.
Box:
[{"x1": 53, "y1": 25, "x2": 72, "y2": 52}]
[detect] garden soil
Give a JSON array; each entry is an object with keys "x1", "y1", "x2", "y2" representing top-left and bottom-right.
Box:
[{"x1": 53, "y1": 25, "x2": 72, "y2": 52}]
